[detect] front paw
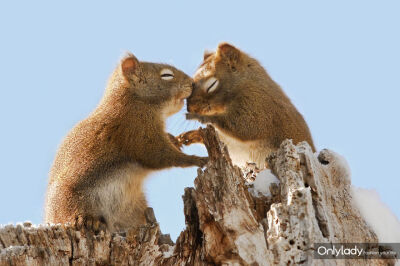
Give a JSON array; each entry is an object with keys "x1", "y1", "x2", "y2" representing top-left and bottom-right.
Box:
[
  {"x1": 193, "y1": 156, "x2": 209, "y2": 167},
  {"x1": 168, "y1": 133, "x2": 183, "y2": 150},
  {"x1": 177, "y1": 129, "x2": 204, "y2": 146}
]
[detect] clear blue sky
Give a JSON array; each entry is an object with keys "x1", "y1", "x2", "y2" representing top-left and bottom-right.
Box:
[{"x1": 0, "y1": 1, "x2": 399, "y2": 240}]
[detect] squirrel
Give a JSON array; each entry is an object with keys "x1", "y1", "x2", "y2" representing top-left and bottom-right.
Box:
[
  {"x1": 44, "y1": 53, "x2": 208, "y2": 232},
  {"x1": 179, "y1": 42, "x2": 315, "y2": 168}
]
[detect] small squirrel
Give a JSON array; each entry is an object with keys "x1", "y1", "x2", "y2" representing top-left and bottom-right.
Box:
[
  {"x1": 179, "y1": 43, "x2": 315, "y2": 168},
  {"x1": 44, "y1": 53, "x2": 207, "y2": 232}
]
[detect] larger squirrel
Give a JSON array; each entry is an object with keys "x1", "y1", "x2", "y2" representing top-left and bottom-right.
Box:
[
  {"x1": 180, "y1": 43, "x2": 315, "y2": 168},
  {"x1": 44, "y1": 53, "x2": 207, "y2": 232}
]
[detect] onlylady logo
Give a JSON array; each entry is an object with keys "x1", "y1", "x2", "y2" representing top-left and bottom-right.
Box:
[
  {"x1": 314, "y1": 243, "x2": 399, "y2": 260},
  {"x1": 317, "y1": 244, "x2": 364, "y2": 257}
]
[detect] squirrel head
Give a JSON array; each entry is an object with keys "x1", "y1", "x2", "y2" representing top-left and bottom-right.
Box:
[
  {"x1": 187, "y1": 42, "x2": 263, "y2": 116},
  {"x1": 105, "y1": 52, "x2": 194, "y2": 117}
]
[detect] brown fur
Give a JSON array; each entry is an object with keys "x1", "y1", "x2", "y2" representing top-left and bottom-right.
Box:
[
  {"x1": 183, "y1": 42, "x2": 315, "y2": 167},
  {"x1": 44, "y1": 53, "x2": 207, "y2": 231}
]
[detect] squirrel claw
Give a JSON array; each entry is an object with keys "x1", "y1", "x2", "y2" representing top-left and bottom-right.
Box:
[
  {"x1": 168, "y1": 133, "x2": 183, "y2": 150},
  {"x1": 177, "y1": 129, "x2": 204, "y2": 146},
  {"x1": 199, "y1": 156, "x2": 209, "y2": 167},
  {"x1": 75, "y1": 215, "x2": 107, "y2": 234}
]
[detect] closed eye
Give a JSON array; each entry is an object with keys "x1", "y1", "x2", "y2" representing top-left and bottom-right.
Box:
[
  {"x1": 204, "y1": 77, "x2": 219, "y2": 93},
  {"x1": 160, "y1": 68, "x2": 174, "y2": 80}
]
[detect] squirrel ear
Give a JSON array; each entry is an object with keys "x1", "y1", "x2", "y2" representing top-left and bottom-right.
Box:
[
  {"x1": 217, "y1": 42, "x2": 241, "y2": 63},
  {"x1": 121, "y1": 53, "x2": 139, "y2": 78},
  {"x1": 203, "y1": 50, "x2": 214, "y2": 61}
]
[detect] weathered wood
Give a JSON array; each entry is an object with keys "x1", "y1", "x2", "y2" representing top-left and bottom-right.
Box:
[{"x1": 0, "y1": 126, "x2": 393, "y2": 265}]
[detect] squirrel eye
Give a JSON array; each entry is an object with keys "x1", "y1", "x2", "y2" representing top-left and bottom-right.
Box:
[
  {"x1": 160, "y1": 69, "x2": 174, "y2": 80},
  {"x1": 204, "y1": 77, "x2": 219, "y2": 93}
]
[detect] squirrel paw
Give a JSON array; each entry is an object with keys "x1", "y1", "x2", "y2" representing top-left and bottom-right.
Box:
[
  {"x1": 177, "y1": 129, "x2": 204, "y2": 146},
  {"x1": 196, "y1": 156, "x2": 209, "y2": 167},
  {"x1": 75, "y1": 215, "x2": 107, "y2": 234},
  {"x1": 168, "y1": 133, "x2": 183, "y2": 150}
]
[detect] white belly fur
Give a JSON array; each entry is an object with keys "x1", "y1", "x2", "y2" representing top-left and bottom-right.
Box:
[
  {"x1": 216, "y1": 129, "x2": 270, "y2": 168},
  {"x1": 90, "y1": 163, "x2": 150, "y2": 231}
]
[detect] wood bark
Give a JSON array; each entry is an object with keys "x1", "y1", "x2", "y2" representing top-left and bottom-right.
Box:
[{"x1": 0, "y1": 126, "x2": 395, "y2": 265}]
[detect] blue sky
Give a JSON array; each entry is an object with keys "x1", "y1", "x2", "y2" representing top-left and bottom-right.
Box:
[{"x1": 0, "y1": 1, "x2": 399, "y2": 240}]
